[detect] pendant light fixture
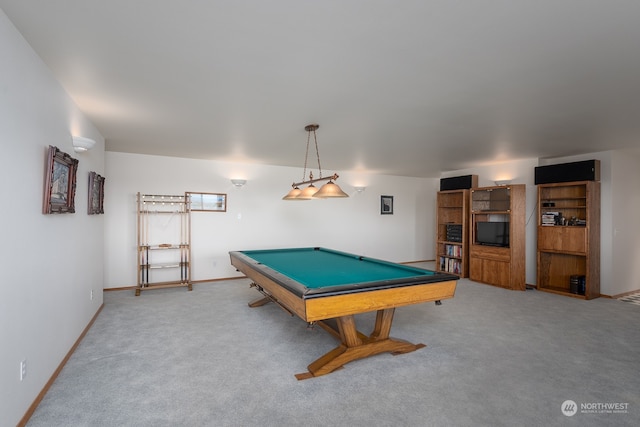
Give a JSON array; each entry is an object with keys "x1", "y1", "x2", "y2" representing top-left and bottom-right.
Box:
[{"x1": 282, "y1": 124, "x2": 349, "y2": 200}]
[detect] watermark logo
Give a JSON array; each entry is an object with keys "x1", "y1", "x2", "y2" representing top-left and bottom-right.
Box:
[
  {"x1": 562, "y1": 400, "x2": 629, "y2": 416},
  {"x1": 561, "y1": 400, "x2": 578, "y2": 417}
]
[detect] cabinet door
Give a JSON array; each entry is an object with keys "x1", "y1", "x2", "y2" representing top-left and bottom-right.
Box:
[
  {"x1": 538, "y1": 226, "x2": 587, "y2": 254},
  {"x1": 469, "y1": 257, "x2": 483, "y2": 282},
  {"x1": 470, "y1": 257, "x2": 510, "y2": 288},
  {"x1": 481, "y1": 259, "x2": 511, "y2": 288}
]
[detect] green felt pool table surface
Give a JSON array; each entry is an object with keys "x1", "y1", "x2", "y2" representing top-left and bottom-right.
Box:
[{"x1": 239, "y1": 247, "x2": 440, "y2": 289}]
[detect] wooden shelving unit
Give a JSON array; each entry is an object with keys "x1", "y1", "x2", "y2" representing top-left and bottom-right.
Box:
[
  {"x1": 536, "y1": 180, "x2": 600, "y2": 299},
  {"x1": 136, "y1": 193, "x2": 192, "y2": 296},
  {"x1": 469, "y1": 185, "x2": 526, "y2": 290},
  {"x1": 435, "y1": 189, "x2": 470, "y2": 277}
]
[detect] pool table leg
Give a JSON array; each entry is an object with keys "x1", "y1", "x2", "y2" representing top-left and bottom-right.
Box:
[
  {"x1": 248, "y1": 296, "x2": 271, "y2": 307},
  {"x1": 296, "y1": 308, "x2": 425, "y2": 380}
]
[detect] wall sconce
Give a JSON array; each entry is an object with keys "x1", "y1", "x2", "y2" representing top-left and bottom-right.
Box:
[
  {"x1": 72, "y1": 136, "x2": 96, "y2": 153},
  {"x1": 354, "y1": 186, "x2": 366, "y2": 193},
  {"x1": 230, "y1": 179, "x2": 247, "y2": 188},
  {"x1": 495, "y1": 180, "x2": 511, "y2": 186}
]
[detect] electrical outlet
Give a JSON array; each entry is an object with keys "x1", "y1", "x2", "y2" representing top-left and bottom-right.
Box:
[
  {"x1": 20, "y1": 359, "x2": 26, "y2": 381},
  {"x1": 90, "y1": 289, "x2": 93, "y2": 300}
]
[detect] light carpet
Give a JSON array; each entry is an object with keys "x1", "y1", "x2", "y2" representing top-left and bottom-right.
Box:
[{"x1": 26, "y1": 276, "x2": 640, "y2": 427}]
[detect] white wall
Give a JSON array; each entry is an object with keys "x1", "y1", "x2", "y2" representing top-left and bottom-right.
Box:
[
  {"x1": 0, "y1": 10, "x2": 105, "y2": 427},
  {"x1": 105, "y1": 150, "x2": 639, "y2": 296},
  {"x1": 610, "y1": 148, "x2": 640, "y2": 295},
  {"x1": 104, "y1": 152, "x2": 438, "y2": 288}
]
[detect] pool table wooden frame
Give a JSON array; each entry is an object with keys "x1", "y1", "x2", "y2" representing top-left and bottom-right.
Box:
[{"x1": 229, "y1": 249, "x2": 457, "y2": 379}]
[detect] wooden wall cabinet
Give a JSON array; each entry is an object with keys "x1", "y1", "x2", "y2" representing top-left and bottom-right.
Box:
[
  {"x1": 136, "y1": 193, "x2": 192, "y2": 296},
  {"x1": 469, "y1": 185, "x2": 526, "y2": 290},
  {"x1": 536, "y1": 181, "x2": 600, "y2": 299},
  {"x1": 435, "y1": 189, "x2": 470, "y2": 277}
]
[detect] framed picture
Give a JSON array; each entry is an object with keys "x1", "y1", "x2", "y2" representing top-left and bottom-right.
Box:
[
  {"x1": 88, "y1": 172, "x2": 105, "y2": 214},
  {"x1": 43, "y1": 145, "x2": 78, "y2": 214},
  {"x1": 380, "y1": 195, "x2": 394, "y2": 215},
  {"x1": 186, "y1": 192, "x2": 227, "y2": 212}
]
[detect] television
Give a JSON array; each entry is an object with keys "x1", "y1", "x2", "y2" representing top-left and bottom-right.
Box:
[{"x1": 475, "y1": 221, "x2": 510, "y2": 247}]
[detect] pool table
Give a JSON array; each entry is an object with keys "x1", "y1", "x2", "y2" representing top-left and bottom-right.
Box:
[{"x1": 229, "y1": 247, "x2": 458, "y2": 379}]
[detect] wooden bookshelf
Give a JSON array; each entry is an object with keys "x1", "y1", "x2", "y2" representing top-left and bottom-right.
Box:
[
  {"x1": 435, "y1": 189, "x2": 470, "y2": 277},
  {"x1": 469, "y1": 185, "x2": 526, "y2": 290},
  {"x1": 536, "y1": 180, "x2": 600, "y2": 299}
]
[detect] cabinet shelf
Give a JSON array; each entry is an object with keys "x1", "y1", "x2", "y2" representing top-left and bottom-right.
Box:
[
  {"x1": 473, "y1": 212, "x2": 510, "y2": 216},
  {"x1": 141, "y1": 244, "x2": 189, "y2": 250},
  {"x1": 536, "y1": 285, "x2": 589, "y2": 300},
  {"x1": 142, "y1": 263, "x2": 188, "y2": 269},
  {"x1": 139, "y1": 210, "x2": 185, "y2": 214},
  {"x1": 539, "y1": 248, "x2": 586, "y2": 257}
]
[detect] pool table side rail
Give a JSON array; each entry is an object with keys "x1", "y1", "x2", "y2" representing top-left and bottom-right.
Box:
[
  {"x1": 229, "y1": 250, "x2": 312, "y2": 298},
  {"x1": 304, "y1": 280, "x2": 456, "y2": 322},
  {"x1": 231, "y1": 254, "x2": 308, "y2": 319}
]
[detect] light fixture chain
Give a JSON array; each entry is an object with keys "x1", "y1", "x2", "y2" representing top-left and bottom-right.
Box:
[
  {"x1": 313, "y1": 128, "x2": 323, "y2": 178},
  {"x1": 302, "y1": 129, "x2": 311, "y2": 181}
]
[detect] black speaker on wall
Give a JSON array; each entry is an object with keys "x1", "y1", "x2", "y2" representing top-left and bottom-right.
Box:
[
  {"x1": 440, "y1": 174, "x2": 478, "y2": 191},
  {"x1": 534, "y1": 160, "x2": 600, "y2": 185}
]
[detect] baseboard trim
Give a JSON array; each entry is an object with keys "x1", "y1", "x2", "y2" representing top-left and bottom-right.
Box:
[
  {"x1": 610, "y1": 289, "x2": 640, "y2": 299},
  {"x1": 103, "y1": 285, "x2": 136, "y2": 291},
  {"x1": 192, "y1": 276, "x2": 246, "y2": 284},
  {"x1": 18, "y1": 304, "x2": 104, "y2": 427}
]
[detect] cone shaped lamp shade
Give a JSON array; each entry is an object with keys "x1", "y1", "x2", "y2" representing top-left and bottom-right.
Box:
[
  {"x1": 313, "y1": 180, "x2": 349, "y2": 198},
  {"x1": 296, "y1": 184, "x2": 319, "y2": 200},
  {"x1": 282, "y1": 186, "x2": 303, "y2": 200}
]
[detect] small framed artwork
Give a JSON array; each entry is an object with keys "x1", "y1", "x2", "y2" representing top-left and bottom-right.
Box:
[
  {"x1": 381, "y1": 195, "x2": 394, "y2": 215},
  {"x1": 186, "y1": 192, "x2": 227, "y2": 212},
  {"x1": 88, "y1": 172, "x2": 105, "y2": 214},
  {"x1": 43, "y1": 145, "x2": 79, "y2": 214}
]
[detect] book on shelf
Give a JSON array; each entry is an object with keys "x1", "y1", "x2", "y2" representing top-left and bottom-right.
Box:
[
  {"x1": 439, "y1": 256, "x2": 461, "y2": 274},
  {"x1": 443, "y1": 244, "x2": 463, "y2": 258},
  {"x1": 445, "y1": 224, "x2": 463, "y2": 242}
]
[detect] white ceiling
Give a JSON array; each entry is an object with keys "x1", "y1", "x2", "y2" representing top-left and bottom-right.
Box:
[{"x1": 3, "y1": 1, "x2": 640, "y2": 177}]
